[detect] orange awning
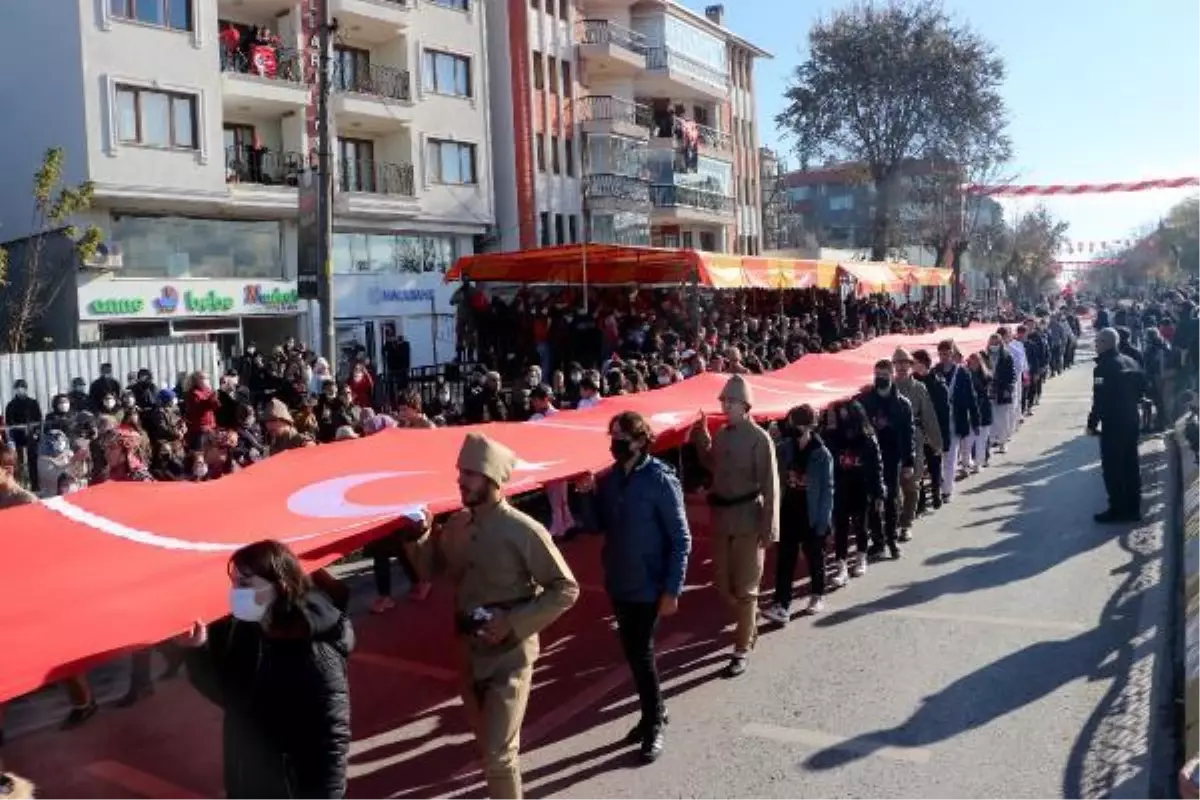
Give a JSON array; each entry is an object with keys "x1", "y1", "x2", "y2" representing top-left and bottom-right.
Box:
[
  {"x1": 837, "y1": 262, "x2": 906, "y2": 295},
  {"x1": 447, "y1": 245, "x2": 841, "y2": 290},
  {"x1": 894, "y1": 265, "x2": 953, "y2": 287}
]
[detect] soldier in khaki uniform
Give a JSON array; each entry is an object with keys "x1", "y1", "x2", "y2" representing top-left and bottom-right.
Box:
[
  {"x1": 411, "y1": 432, "x2": 578, "y2": 799},
  {"x1": 689, "y1": 375, "x2": 779, "y2": 677},
  {"x1": 892, "y1": 347, "x2": 942, "y2": 540}
]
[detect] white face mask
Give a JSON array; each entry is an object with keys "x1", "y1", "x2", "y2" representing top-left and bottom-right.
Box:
[
  {"x1": 229, "y1": 585, "x2": 275, "y2": 622},
  {"x1": 103, "y1": 398, "x2": 116, "y2": 410},
  {"x1": 193, "y1": 461, "x2": 209, "y2": 479},
  {"x1": 55, "y1": 402, "x2": 69, "y2": 413},
  {"x1": 438, "y1": 392, "x2": 451, "y2": 403}
]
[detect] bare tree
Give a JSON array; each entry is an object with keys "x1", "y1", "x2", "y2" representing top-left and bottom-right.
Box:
[
  {"x1": 987, "y1": 206, "x2": 1069, "y2": 303},
  {"x1": 0, "y1": 148, "x2": 102, "y2": 352},
  {"x1": 777, "y1": 0, "x2": 1009, "y2": 264}
]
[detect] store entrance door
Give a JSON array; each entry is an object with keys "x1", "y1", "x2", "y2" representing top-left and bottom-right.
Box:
[{"x1": 334, "y1": 320, "x2": 377, "y2": 379}]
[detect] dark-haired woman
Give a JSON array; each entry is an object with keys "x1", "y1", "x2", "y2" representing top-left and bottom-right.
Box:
[
  {"x1": 178, "y1": 540, "x2": 355, "y2": 798},
  {"x1": 827, "y1": 401, "x2": 886, "y2": 581}
]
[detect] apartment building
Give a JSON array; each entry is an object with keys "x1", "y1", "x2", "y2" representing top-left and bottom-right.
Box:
[
  {"x1": 486, "y1": 0, "x2": 769, "y2": 256},
  {"x1": 0, "y1": 0, "x2": 494, "y2": 368}
]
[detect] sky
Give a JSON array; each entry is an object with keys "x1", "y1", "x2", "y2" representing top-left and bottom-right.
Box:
[{"x1": 683, "y1": 0, "x2": 1200, "y2": 248}]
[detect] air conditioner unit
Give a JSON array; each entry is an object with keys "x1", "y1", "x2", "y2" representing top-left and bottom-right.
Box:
[{"x1": 82, "y1": 241, "x2": 123, "y2": 271}]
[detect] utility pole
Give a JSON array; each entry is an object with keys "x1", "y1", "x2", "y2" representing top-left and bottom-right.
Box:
[{"x1": 317, "y1": 1, "x2": 337, "y2": 371}]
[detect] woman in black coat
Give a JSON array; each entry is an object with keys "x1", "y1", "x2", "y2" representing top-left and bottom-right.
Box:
[
  {"x1": 825, "y1": 400, "x2": 886, "y2": 579},
  {"x1": 965, "y1": 351, "x2": 994, "y2": 471},
  {"x1": 179, "y1": 540, "x2": 355, "y2": 799},
  {"x1": 987, "y1": 333, "x2": 1018, "y2": 454}
]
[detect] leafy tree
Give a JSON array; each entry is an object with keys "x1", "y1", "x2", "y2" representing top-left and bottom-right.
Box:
[
  {"x1": 777, "y1": 0, "x2": 1010, "y2": 264},
  {"x1": 0, "y1": 148, "x2": 102, "y2": 353},
  {"x1": 1104, "y1": 196, "x2": 1200, "y2": 289},
  {"x1": 982, "y1": 206, "x2": 1068, "y2": 301}
]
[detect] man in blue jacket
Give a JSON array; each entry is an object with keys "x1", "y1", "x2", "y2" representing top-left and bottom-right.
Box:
[
  {"x1": 579, "y1": 410, "x2": 691, "y2": 764},
  {"x1": 935, "y1": 340, "x2": 980, "y2": 501}
]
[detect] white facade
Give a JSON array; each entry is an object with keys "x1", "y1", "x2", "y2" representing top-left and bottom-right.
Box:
[{"x1": 0, "y1": 0, "x2": 494, "y2": 367}]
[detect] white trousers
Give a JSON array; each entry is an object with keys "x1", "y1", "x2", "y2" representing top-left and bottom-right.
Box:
[
  {"x1": 992, "y1": 404, "x2": 1015, "y2": 445},
  {"x1": 942, "y1": 435, "x2": 964, "y2": 497},
  {"x1": 962, "y1": 425, "x2": 991, "y2": 467}
]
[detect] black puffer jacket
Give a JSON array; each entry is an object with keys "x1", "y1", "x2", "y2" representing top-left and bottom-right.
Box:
[{"x1": 186, "y1": 590, "x2": 355, "y2": 799}]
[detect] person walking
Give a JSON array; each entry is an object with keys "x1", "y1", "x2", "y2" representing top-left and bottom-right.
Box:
[
  {"x1": 1001, "y1": 326, "x2": 1028, "y2": 434},
  {"x1": 934, "y1": 340, "x2": 979, "y2": 501},
  {"x1": 965, "y1": 351, "x2": 994, "y2": 471},
  {"x1": 826, "y1": 401, "x2": 886, "y2": 579},
  {"x1": 578, "y1": 411, "x2": 690, "y2": 763},
  {"x1": 911, "y1": 349, "x2": 949, "y2": 511},
  {"x1": 987, "y1": 334, "x2": 1018, "y2": 454},
  {"x1": 1087, "y1": 328, "x2": 1145, "y2": 522},
  {"x1": 857, "y1": 358, "x2": 915, "y2": 558},
  {"x1": 892, "y1": 348, "x2": 940, "y2": 541},
  {"x1": 764, "y1": 404, "x2": 834, "y2": 621},
  {"x1": 689, "y1": 375, "x2": 779, "y2": 678},
  {"x1": 411, "y1": 433, "x2": 579, "y2": 798}
]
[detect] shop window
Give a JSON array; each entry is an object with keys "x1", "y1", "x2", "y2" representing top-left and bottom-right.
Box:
[
  {"x1": 109, "y1": 215, "x2": 284, "y2": 279},
  {"x1": 331, "y1": 232, "x2": 456, "y2": 274}
]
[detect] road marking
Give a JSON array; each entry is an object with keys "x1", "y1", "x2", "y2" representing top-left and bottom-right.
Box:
[
  {"x1": 85, "y1": 761, "x2": 204, "y2": 799},
  {"x1": 875, "y1": 607, "x2": 1090, "y2": 633},
  {"x1": 742, "y1": 723, "x2": 932, "y2": 764},
  {"x1": 354, "y1": 652, "x2": 458, "y2": 682}
]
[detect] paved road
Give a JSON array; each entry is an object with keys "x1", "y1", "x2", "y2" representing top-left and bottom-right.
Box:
[{"x1": 0, "y1": 349, "x2": 1179, "y2": 798}]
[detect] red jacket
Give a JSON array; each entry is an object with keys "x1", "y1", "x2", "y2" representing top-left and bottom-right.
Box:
[
  {"x1": 348, "y1": 372, "x2": 375, "y2": 409},
  {"x1": 186, "y1": 387, "x2": 221, "y2": 432}
]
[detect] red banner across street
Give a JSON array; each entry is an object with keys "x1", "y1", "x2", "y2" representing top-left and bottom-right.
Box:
[{"x1": 0, "y1": 325, "x2": 994, "y2": 702}]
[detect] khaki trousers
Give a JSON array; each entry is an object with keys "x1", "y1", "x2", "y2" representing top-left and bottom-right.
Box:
[
  {"x1": 710, "y1": 528, "x2": 764, "y2": 652},
  {"x1": 899, "y1": 444, "x2": 925, "y2": 528},
  {"x1": 461, "y1": 645, "x2": 535, "y2": 799}
]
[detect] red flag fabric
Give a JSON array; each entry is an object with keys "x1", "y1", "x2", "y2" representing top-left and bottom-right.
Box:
[{"x1": 0, "y1": 326, "x2": 992, "y2": 702}]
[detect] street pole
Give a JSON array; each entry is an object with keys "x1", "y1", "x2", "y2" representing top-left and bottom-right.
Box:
[{"x1": 316, "y1": 0, "x2": 336, "y2": 372}]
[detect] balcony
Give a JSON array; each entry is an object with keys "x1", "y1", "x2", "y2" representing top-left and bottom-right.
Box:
[
  {"x1": 330, "y1": 0, "x2": 409, "y2": 43},
  {"x1": 650, "y1": 118, "x2": 733, "y2": 161},
  {"x1": 224, "y1": 146, "x2": 303, "y2": 212},
  {"x1": 642, "y1": 47, "x2": 729, "y2": 101},
  {"x1": 584, "y1": 173, "x2": 650, "y2": 212},
  {"x1": 339, "y1": 160, "x2": 415, "y2": 196},
  {"x1": 649, "y1": 184, "x2": 734, "y2": 223},
  {"x1": 578, "y1": 95, "x2": 652, "y2": 140},
  {"x1": 219, "y1": 46, "x2": 309, "y2": 114},
  {"x1": 577, "y1": 19, "x2": 648, "y2": 75},
  {"x1": 331, "y1": 62, "x2": 414, "y2": 133}
]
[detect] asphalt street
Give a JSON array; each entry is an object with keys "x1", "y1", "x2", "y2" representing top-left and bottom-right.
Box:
[{"x1": 0, "y1": 341, "x2": 1179, "y2": 799}]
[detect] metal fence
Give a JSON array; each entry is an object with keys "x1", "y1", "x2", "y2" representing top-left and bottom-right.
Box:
[{"x1": 0, "y1": 342, "x2": 222, "y2": 419}]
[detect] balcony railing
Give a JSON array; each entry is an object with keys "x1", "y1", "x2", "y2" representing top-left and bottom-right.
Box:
[
  {"x1": 333, "y1": 62, "x2": 412, "y2": 102},
  {"x1": 577, "y1": 19, "x2": 648, "y2": 55},
  {"x1": 584, "y1": 174, "x2": 650, "y2": 208},
  {"x1": 652, "y1": 118, "x2": 731, "y2": 151},
  {"x1": 225, "y1": 146, "x2": 305, "y2": 186},
  {"x1": 339, "y1": 160, "x2": 416, "y2": 196},
  {"x1": 577, "y1": 95, "x2": 654, "y2": 130},
  {"x1": 220, "y1": 45, "x2": 304, "y2": 84},
  {"x1": 645, "y1": 46, "x2": 728, "y2": 92},
  {"x1": 649, "y1": 184, "x2": 734, "y2": 214}
]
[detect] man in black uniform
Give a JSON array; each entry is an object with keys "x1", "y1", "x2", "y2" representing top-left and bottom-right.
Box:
[
  {"x1": 1087, "y1": 328, "x2": 1144, "y2": 523},
  {"x1": 4, "y1": 379, "x2": 43, "y2": 492}
]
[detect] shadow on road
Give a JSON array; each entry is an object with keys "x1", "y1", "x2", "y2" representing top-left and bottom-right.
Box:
[{"x1": 802, "y1": 441, "x2": 1170, "y2": 798}]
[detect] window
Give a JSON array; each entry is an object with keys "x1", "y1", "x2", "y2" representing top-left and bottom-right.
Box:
[
  {"x1": 828, "y1": 193, "x2": 854, "y2": 211},
  {"x1": 428, "y1": 139, "x2": 477, "y2": 184},
  {"x1": 568, "y1": 215, "x2": 578, "y2": 243},
  {"x1": 558, "y1": 0, "x2": 569, "y2": 20},
  {"x1": 682, "y1": 231, "x2": 694, "y2": 249},
  {"x1": 339, "y1": 137, "x2": 376, "y2": 192},
  {"x1": 535, "y1": 134, "x2": 546, "y2": 172},
  {"x1": 564, "y1": 138, "x2": 575, "y2": 177},
  {"x1": 115, "y1": 85, "x2": 197, "y2": 149},
  {"x1": 333, "y1": 232, "x2": 456, "y2": 274},
  {"x1": 561, "y1": 61, "x2": 572, "y2": 97},
  {"x1": 430, "y1": 0, "x2": 469, "y2": 8},
  {"x1": 423, "y1": 50, "x2": 471, "y2": 97},
  {"x1": 333, "y1": 46, "x2": 371, "y2": 93},
  {"x1": 699, "y1": 231, "x2": 716, "y2": 251},
  {"x1": 110, "y1": 0, "x2": 192, "y2": 31},
  {"x1": 553, "y1": 214, "x2": 564, "y2": 244},
  {"x1": 532, "y1": 51, "x2": 544, "y2": 90},
  {"x1": 550, "y1": 136, "x2": 560, "y2": 174},
  {"x1": 222, "y1": 124, "x2": 255, "y2": 162},
  {"x1": 109, "y1": 215, "x2": 283, "y2": 279},
  {"x1": 693, "y1": 105, "x2": 710, "y2": 127},
  {"x1": 540, "y1": 212, "x2": 551, "y2": 246},
  {"x1": 530, "y1": 0, "x2": 539, "y2": 8},
  {"x1": 547, "y1": 57, "x2": 558, "y2": 95}
]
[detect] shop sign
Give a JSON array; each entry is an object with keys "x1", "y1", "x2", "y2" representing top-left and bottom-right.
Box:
[
  {"x1": 366, "y1": 287, "x2": 435, "y2": 305},
  {"x1": 184, "y1": 289, "x2": 236, "y2": 313},
  {"x1": 88, "y1": 297, "x2": 146, "y2": 315},
  {"x1": 244, "y1": 284, "x2": 300, "y2": 310}
]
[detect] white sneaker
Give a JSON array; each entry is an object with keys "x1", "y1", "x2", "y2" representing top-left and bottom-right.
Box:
[
  {"x1": 761, "y1": 604, "x2": 790, "y2": 625},
  {"x1": 997, "y1": 443, "x2": 1007, "y2": 453},
  {"x1": 970, "y1": 463, "x2": 980, "y2": 475},
  {"x1": 805, "y1": 596, "x2": 825, "y2": 615},
  {"x1": 849, "y1": 556, "x2": 867, "y2": 578},
  {"x1": 831, "y1": 561, "x2": 849, "y2": 588}
]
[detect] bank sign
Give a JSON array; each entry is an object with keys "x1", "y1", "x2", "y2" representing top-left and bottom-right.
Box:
[{"x1": 79, "y1": 280, "x2": 301, "y2": 321}]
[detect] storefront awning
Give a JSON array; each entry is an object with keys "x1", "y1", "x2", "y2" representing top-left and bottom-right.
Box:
[
  {"x1": 893, "y1": 265, "x2": 953, "y2": 287},
  {"x1": 447, "y1": 245, "x2": 841, "y2": 291},
  {"x1": 837, "y1": 262, "x2": 906, "y2": 295}
]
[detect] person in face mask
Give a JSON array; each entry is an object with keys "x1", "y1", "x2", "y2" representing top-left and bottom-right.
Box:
[
  {"x1": 44, "y1": 392, "x2": 76, "y2": 438},
  {"x1": 130, "y1": 369, "x2": 158, "y2": 411},
  {"x1": 89, "y1": 363, "x2": 122, "y2": 411},
  {"x1": 4, "y1": 379, "x2": 43, "y2": 492},
  {"x1": 986, "y1": 334, "x2": 1018, "y2": 454},
  {"x1": 575, "y1": 411, "x2": 689, "y2": 763},
  {"x1": 67, "y1": 377, "x2": 90, "y2": 413},
  {"x1": 689, "y1": 375, "x2": 779, "y2": 678},
  {"x1": 856, "y1": 359, "x2": 915, "y2": 560},
  {"x1": 176, "y1": 539, "x2": 355, "y2": 799},
  {"x1": 890, "y1": 348, "x2": 941, "y2": 541}
]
